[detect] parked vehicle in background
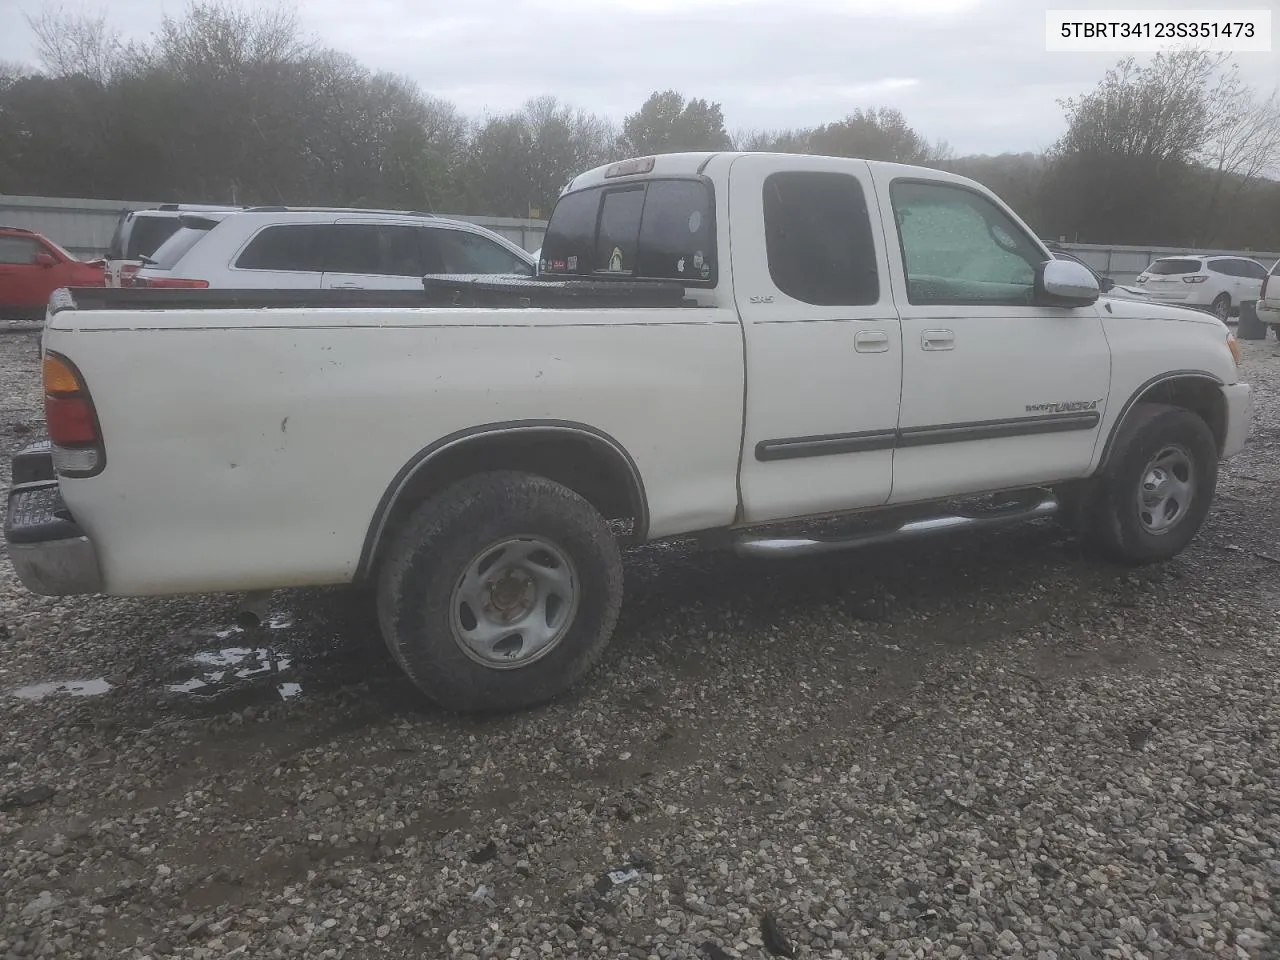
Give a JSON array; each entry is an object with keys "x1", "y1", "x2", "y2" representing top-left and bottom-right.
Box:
[
  {"x1": 105, "y1": 204, "x2": 243, "y2": 287},
  {"x1": 1257, "y1": 257, "x2": 1280, "y2": 338},
  {"x1": 6, "y1": 151, "x2": 1251, "y2": 714},
  {"x1": 130, "y1": 209, "x2": 536, "y2": 289},
  {"x1": 0, "y1": 226, "x2": 104, "y2": 321},
  {"x1": 1135, "y1": 255, "x2": 1268, "y2": 322},
  {"x1": 1046, "y1": 248, "x2": 1151, "y2": 302}
]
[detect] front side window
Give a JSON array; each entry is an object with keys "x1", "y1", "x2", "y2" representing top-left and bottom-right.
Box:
[
  {"x1": 1238, "y1": 260, "x2": 1267, "y2": 280},
  {"x1": 0, "y1": 236, "x2": 42, "y2": 264},
  {"x1": 891, "y1": 180, "x2": 1043, "y2": 305},
  {"x1": 763, "y1": 171, "x2": 879, "y2": 306},
  {"x1": 235, "y1": 224, "x2": 330, "y2": 272},
  {"x1": 433, "y1": 230, "x2": 532, "y2": 275}
]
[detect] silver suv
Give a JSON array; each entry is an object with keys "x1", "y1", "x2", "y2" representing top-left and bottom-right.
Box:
[{"x1": 131, "y1": 208, "x2": 535, "y2": 290}]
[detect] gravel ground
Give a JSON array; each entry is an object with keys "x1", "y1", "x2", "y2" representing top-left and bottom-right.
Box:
[{"x1": 2, "y1": 330, "x2": 1279, "y2": 960}]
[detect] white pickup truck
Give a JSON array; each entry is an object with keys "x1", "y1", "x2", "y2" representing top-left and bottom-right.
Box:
[{"x1": 5, "y1": 152, "x2": 1252, "y2": 713}]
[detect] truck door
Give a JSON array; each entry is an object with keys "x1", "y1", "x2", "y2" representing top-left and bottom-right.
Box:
[
  {"x1": 870, "y1": 171, "x2": 1111, "y2": 504},
  {"x1": 731, "y1": 154, "x2": 902, "y2": 523}
]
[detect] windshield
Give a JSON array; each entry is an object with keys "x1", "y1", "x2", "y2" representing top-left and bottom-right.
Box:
[{"x1": 1146, "y1": 258, "x2": 1202, "y2": 275}]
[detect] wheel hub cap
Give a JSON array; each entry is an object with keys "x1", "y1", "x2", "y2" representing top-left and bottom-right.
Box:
[
  {"x1": 449, "y1": 536, "x2": 580, "y2": 669},
  {"x1": 1136, "y1": 445, "x2": 1195, "y2": 535},
  {"x1": 487, "y1": 571, "x2": 535, "y2": 622}
]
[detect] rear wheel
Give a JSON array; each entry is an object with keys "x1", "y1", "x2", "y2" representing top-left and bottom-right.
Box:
[
  {"x1": 1211, "y1": 293, "x2": 1231, "y2": 322},
  {"x1": 376, "y1": 471, "x2": 624, "y2": 713},
  {"x1": 1080, "y1": 404, "x2": 1218, "y2": 565}
]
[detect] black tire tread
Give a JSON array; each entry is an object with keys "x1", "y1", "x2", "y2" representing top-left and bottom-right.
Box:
[
  {"x1": 375, "y1": 470, "x2": 623, "y2": 712},
  {"x1": 1086, "y1": 403, "x2": 1218, "y2": 565}
]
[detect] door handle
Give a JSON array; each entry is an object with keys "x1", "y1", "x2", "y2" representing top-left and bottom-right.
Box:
[
  {"x1": 854, "y1": 330, "x2": 890, "y2": 353},
  {"x1": 921, "y1": 329, "x2": 955, "y2": 351},
  {"x1": 331, "y1": 282, "x2": 363, "y2": 290}
]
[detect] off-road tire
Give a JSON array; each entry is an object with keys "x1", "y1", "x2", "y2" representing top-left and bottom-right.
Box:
[
  {"x1": 376, "y1": 471, "x2": 623, "y2": 713},
  {"x1": 1081, "y1": 403, "x2": 1218, "y2": 565}
]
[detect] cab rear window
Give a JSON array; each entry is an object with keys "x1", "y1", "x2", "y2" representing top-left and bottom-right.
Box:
[{"x1": 541, "y1": 178, "x2": 716, "y2": 283}]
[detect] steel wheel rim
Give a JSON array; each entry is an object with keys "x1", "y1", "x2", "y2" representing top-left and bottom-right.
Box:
[
  {"x1": 1136, "y1": 444, "x2": 1195, "y2": 535},
  {"x1": 449, "y1": 536, "x2": 580, "y2": 669}
]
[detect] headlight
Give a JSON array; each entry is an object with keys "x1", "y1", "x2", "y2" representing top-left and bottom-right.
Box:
[{"x1": 1227, "y1": 331, "x2": 1241, "y2": 365}]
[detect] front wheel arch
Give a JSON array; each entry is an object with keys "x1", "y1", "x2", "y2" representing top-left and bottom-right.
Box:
[{"x1": 1096, "y1": 374, "x2": 1226, "y2": 471}]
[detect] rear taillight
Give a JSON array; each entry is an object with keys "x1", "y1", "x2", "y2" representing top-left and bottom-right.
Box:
[
  {"x1": 43, "y1": 351, "x2": 105, "y2": 477},
  {"x1": 130, "y1": 276, "x2": 209, "y2": 289},
  {"x1": 1183, "y1": 275, "x2": 1208, "y2": 283}
]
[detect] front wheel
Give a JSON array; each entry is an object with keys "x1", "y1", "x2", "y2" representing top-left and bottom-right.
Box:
[
  {"x1": 376, "y1": 471, "x2": 624, "y2": 713},
  {"x1": 1082, "y1": 404, "x2": 1218, "y2": 565}
]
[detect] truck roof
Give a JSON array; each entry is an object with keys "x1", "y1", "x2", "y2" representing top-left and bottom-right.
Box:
[{"x1": 563, "y1": 150, "x2": 970, "y2": 195}]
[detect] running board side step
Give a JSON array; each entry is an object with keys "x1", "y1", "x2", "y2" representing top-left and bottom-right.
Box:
[{"x1": 732, "y1": 496, "x2": 1059, "y2": 559}]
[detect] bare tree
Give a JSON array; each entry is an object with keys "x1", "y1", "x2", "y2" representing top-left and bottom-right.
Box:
[
  {"x1": 1197, "y1": 78, "x2": 1280, "y2": 243},
  {"x1": 25, "y1": 5, "x2": 137, "y2": 82}
]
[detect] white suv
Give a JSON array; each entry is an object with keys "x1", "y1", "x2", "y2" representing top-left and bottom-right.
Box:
[
  {"x1": 1135, "y1": 254, "x2": 1268, "y2": 321},
  {"x1": 1257, "y1": 257, "x2": 1280, "y2": 336},
  {"x1": 131, "y1": 209, "x2": 535, "y2": 290},
  {"x1": 105, "y1": 204, "x2": 245, "y2": 287}
]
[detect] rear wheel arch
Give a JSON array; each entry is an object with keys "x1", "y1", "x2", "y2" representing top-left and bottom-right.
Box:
[
  {"x1": 1098, "y1": 372, "x2": 1227, "y2": 470},
  {"x1": 357, "y1": 421, "x2": 649, "y2": 579}
]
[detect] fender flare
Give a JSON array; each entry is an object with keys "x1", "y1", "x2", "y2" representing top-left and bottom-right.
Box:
[
  {"x1": 356, "y1": 419, "x2": 649, "y2": 579},
  {"x1": 1095, "y1": 370, "x2": 1224, "y2": 471}
]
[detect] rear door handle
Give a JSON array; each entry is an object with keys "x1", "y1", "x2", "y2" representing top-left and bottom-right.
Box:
[
  {"x1": 854, "y1": 330, "x2": 890, "y2": 353},
  {"x1": 921, "y1": 329, "x2": 955, "y2": 351},
  {"x1": 331, "y1": 282, "x2": 363, "y2": 290}
]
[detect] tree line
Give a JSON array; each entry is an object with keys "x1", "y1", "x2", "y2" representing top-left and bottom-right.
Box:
[{"x1": 2, "y1": 3, "x2": 1279, "y2": 250}]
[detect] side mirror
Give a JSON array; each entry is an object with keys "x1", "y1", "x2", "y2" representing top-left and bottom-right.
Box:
[
  {"x1": 1037, "y1": 259, "x2": 1099, "y2": 307},
  {"x1": 34, "y1": 253, "x2": 56, "y2": 268}
]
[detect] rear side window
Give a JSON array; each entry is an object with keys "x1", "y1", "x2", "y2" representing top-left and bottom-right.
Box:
[
  {"x1": 235, "y1": 224, "x2": 330, "y2": 272},
  {"x1": 326, "y1": 224, "x2": 426, "y2": 276},
  {"x1": 1147, "y1": 259, "x2": 1202, "y2": 275},
  {"x1": 542, "y1": 177, "x2": 717, "y2": 283},
  {"x1": 765, "y1": 171, "x2": 880, "y2": 306}
]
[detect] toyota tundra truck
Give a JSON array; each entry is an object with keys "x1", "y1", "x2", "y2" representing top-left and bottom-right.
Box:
[{"x1": 4, "y1": 152, "x2": 1252, "y2": 713}]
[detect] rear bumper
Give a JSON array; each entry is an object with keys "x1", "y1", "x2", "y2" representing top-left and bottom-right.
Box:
[
  {"x1": 1220, "y1": 383, "x2": 1252, "y2": 460},
  {"x1": 1258, "y1": 298, "x2": 1280, "y2": 324},
  {"x1": 4, "y1": 443, "x2": 104, "y2": 596}
]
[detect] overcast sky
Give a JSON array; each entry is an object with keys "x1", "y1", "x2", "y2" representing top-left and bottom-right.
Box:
[{"x1": 1, "y1": 0, "x2": 1276, "y2": 156}]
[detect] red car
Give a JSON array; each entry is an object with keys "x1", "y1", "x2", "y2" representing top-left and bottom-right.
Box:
[{"x1": 0, "y1": 226, "x2": 105, "y2": 322}]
